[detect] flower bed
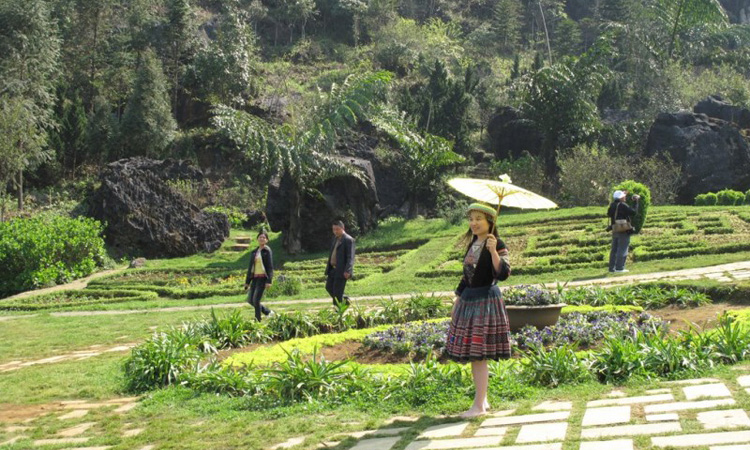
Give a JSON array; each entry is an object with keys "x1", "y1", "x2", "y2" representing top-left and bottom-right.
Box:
[{"x1": 360, "y1": 310, "x2": 666, "y2": 357}]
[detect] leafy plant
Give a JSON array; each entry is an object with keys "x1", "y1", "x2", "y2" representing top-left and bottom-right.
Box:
[
  {"x1": 504, "y1": 285, "x2": 562, "y2": 306},
  {"x1": 262, "y1": 347, "x2": 356, "y2": 402},
  {"x1": 520, "y1": 342, "x2": 590, "y2": 387},
  {"x1": 612, "y1": 180, "x2": 651, "y2": 233},
  {"x1": 588, "y1": 335, "x2": 647, "y2": 383}
]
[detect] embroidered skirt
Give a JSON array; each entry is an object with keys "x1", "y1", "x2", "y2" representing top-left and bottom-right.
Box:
[{"x1": 445, "y1": 285, "x2": 512, "y2": 362}]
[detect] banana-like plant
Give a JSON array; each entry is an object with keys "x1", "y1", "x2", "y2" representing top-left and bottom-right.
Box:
[
  {"x1": 647, "y1": 0, "x2": 728, "y2": 58},
  {"x1": 212, "y1": 71, "x2": 392, "y2": 253}
]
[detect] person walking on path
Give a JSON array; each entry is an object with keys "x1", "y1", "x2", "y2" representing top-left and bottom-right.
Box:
[
  {"x1": 445, "y1": 203, "x2": 512, "y2": 418},
  {"x1": 608, "y1": 190, "x2": 640, "y2": 273},
  {"x1": 325, "y1": 220, "x2": 355, "y2": 307},
  {"x1": 244, "y1": 231, "x2": 275, "y2": 321}
]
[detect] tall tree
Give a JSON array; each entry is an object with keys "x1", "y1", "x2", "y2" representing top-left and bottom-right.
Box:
[
  {"x1": 118, "y1": 49, "x2": 176, "y2": 159},
  {"x1": 0, "y1": 0, "x2": 60, "y2": 209},
  {"x1": 162, "y1": 0, "x2": 195, "y2": 113},
  {"x1": 649, "y1": 0, "x2": 728, "y2": 58},
  {"x1": 554, "y1": 17, "x2": 583, "y2": 57},
  {"x1": 212, "y1": 72, "x2": 391, "y2": 253},
  {"x1": 493, "y1": 0, "x2": 523, "y2": 54}
]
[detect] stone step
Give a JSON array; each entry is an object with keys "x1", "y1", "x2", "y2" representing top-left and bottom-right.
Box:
[
  {"x1": 234, "y1": 237, "x2": 252, "y2": 244},
  {"x1": 230, "y1": 244, "x2": 250, "y2": 251}
]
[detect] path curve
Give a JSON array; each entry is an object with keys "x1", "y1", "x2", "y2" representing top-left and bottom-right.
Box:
[{"x1": 2, "y1": 266, "x2": 128, "y2": 302}]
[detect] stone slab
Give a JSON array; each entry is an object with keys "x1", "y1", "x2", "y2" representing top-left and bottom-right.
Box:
[
  {"x1": 351, "y1": 437, "x2": 401, "y2": 450},
  {"x1": 579, "y1": 439, "x2": 634, "y2": 450},
  {"x1": 345, "y1": 428, "x2": 412, "y2": 439},
  {"x1": 532, "y1": 401, "x2": 573, "y2": 412},
  {"x1": 474, "y1": 427, "x2": 508, "y2": 437},
  {"x1": 481, "y1": 411, "x2": 570, "y2": 427},
  {"x1": 646, "y1": 389, "x2": 672, "y2": 394},
  {"x1": 644, "y1": 398, "x2": 736, "y2": 413},
  {"x1": 698, "y1": 410, "x2": 750, "y2": 430},
  {"x1": 1, "y1": 436, "x2": 26, "y2": 446},
  {"x1": 606, "y1": 390, "x2": 627, "y2": 398},
  {"x1": 64, "y1": 447, "x2": 112, "y2": 450},
  {"x1": 476, "y1": 445, "x2": 562, "y2": 450},
  {"x1": 123, "y1": 428, "x2": 144, "y2": 437},
  {"x1": 516, "y1": 423, "x2": 568, "y2": 443},
  {"x1": 582, "y1": 406, "x2": 631, "y2": 427},
  {"x1": 270, "y1": 437, "x2": 306, "y2": 449},
  {"x1": 59, "y1": 410, "x2": 90, "y2": 420},
  {"x1": 114, "y1": 403, "x2": 136, "y2": 413},
  {"x1": 581, "y1": 422, "x2": 681, "y2": 439},
  {"x1": 587, "y1": 394, "x2": 673, "y2": 407},
  {"x1": 738, "y1": 375, "x2": 750, "y2": 387},
  {"x1": 58, "y1": 422, "x2": 95, "y2": 437},
  {"x1": 652, "y1": 430, "x2": 750, "y2": 447},
  {"x1": 683, "y1": 383, "x2": 732, "y2": 400},
  {"x1": 490, "y1": 409, "x2": 517, "y2": 417},
  {"x1": 710, "y1": 446, "x2": 750, "y2": 450},
  {"x1": 646, "y1": 413, "x2": 680, "y2": 422},
  {"x1": 33, "y1": 437, "x2": 90, "y2": 446},
  {"x1": 664, "y1": 378, "x2": 720, "y2": 385},
  {"x1": 418, "y1": 422, "x2": 469, "y2": 439},
  {"x1": 405, "y1": 436, "x2": 502, "y2": 450}
]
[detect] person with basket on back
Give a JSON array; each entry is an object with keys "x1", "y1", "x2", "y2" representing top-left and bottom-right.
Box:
[{"x1": 607, "y1": 190, "x2": 640, "y2": 273}]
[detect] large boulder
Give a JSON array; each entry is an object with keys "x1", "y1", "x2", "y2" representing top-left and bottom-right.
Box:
[
  {"x1": 88, "y1": 157, "x2": 230, "y2": 258},
  {"x1": 266, "y1": 157, "x2": 379, "y2": 253},
  {"x1": 644, "y1": 112, "x2": 750, "y2": 203},
  {"x1": 486, "y1": 107, "x2": 543, "y2": 160},
  {"x1": 694, "y1": 95, "x2": 750, "y2": 129},
  {"x1": 719, "y1": 0, "x2": 750, "y2": 23}
]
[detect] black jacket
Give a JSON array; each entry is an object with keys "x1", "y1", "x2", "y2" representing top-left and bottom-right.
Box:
[
  {"x1": 455, "y1": 237, "x2": 511, "y2": 296},
  {"x1": 325, "y1": 233, "x2": 355, "y2": 278},
  {"x1": 608, "y1": 200, "x2": 639, "y2": 233},
  {"x1": 245, "y1": 246, "x2": 274, "y2": 284}
]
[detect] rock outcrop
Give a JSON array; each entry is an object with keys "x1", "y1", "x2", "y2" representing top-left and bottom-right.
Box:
[
  {"x1": 644, "y1": 112, "x2": 750, "y2": 203},
  {"x1": 88, "y1": 157, "x2": 229, "y2": 257}
]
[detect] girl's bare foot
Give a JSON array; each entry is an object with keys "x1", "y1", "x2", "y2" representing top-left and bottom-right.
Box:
[
  {"x1": 459, "y1": 407, "x2": 487, "y2": 418},
  {"x1": 483, "y1": 400, "x2": 491, "y2": 411}
]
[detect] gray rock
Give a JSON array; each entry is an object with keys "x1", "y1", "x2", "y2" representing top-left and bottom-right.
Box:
[
  {"x1": 487, "y1": 106, "x2": 543, "y2": 161},
  {"x1": 87, "y1": 157, "x2": 230, "y2": 258},
  {"x1": 644, "y1": 112, "x2": 750, "y2": 203},
  {"x1": 694, "y1": 95, "x2": 750, "y2": 129},
  {"x1": 719, "y1": 0, "x2": 750, "y2": 23},
  {"x1": 129, "y1": 258, "x2": 147, "y2": 269}
]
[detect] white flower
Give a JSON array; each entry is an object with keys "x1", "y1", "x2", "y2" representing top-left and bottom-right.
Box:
[{"x1": 498, "y1": 173, "x2": 512, "y2": 184}]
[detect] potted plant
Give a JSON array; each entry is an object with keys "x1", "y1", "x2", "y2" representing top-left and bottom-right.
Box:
[{"x1": 502, "y1": 285, "x2": 566, "y2": 331}]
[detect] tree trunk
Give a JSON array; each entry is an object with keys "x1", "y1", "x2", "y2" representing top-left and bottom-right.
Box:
[
  {"x1": 284, "y1": 187, "x2": 303, "y2": 254},
  {"x1": 407, "y1": 192, "x2": 419, "y2": 219},
  {"x1": 16, "y1": 170, "x2": 23, "y2": 211},
  {"x1": 542, "y1": 142, "x2": 559, "y2": 196}
]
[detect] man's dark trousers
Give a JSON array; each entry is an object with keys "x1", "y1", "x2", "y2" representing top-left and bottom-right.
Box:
[{"x1": 325, "y1": 275, "x2": 348, "y2": 306}]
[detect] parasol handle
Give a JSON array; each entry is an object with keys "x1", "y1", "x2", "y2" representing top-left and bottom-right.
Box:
[{"x1": 486, "y1": 195, "x2": 503, "y2": 248}]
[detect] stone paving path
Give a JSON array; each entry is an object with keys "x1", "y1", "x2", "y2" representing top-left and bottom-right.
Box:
[
  {"x1": 0, "y1": 343, "x2": 138, "y2": 373},
  {"x1": 0, "y1": 396, "x2": 155, "y2": 449},
  {"x1": 258, "y1": 373, "x2": 750, "y2": 450}
]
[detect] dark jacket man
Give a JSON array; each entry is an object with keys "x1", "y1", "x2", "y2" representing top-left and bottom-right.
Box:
[{"x1": 325, "y1": 221, "x2": 355, "y2": 305}]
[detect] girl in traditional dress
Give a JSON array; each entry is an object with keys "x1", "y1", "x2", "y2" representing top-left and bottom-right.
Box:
[{"x1": 445, "y1": 203, "x2": 512, "y2": 418}]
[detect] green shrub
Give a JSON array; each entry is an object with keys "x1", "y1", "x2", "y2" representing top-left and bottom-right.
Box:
[
  {"x1": 520, "y1": 343, "x2": 590, "y2": 387},
  {"x1": 612, "y1": 180, "x2": 650, "y2": 233},
  {"x1": 203, "y1": 206, "x2": 247, "y2": 229},
  {"x1": 0, "y1": 215, "x2": 106, "y2": 296},
  {"x1": 203, "y1": 309, "x2": 269, "y2": 349},
  {"x1": 265, "y1": 275, "x2": 302, "y2": 298},
  {"x1": 694, "y1": 193, "x2": 709, "y2": 206},
  {"x1": 123, "y1": 328, "x2": 208, "y2": 392},
  {"x1": 0, "y1": 289, "x2": 157, "y2": 311},
  {"x1": 711, "y1": 314, "x2": 750, "y2": 364},
  {"x1": 746, "y1": 189, "x2": 750, "y2": 205},
  {"x1": 717, "y1": 189, "x2": 745, "y2": 206},
  {"x1": 588, "y1": 335, "x2": 646, "y2": 383},
  {"x1": 704, "y1": 192, "x2": 718, "y2": 205}
]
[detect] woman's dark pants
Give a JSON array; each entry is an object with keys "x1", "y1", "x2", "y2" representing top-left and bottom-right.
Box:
[
  {"x1": 248, "y1": 277, "x2": 271, "y2": 321},
  {"x1": 609, "y1": 232, "x2": 631, "y2": 271}
]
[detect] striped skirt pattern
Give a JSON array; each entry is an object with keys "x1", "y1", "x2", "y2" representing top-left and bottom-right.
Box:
[{"x1": 445, "y1": 285, "x2": 512, "y2": 362}]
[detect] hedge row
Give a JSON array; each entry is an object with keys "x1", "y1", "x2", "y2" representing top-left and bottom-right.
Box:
[
  {"x1": 0, "y1": 289, "x2": 158, "y2": 311},
  {"x1": 695, "y1": 189, "x2": 750, "y2": 206}
]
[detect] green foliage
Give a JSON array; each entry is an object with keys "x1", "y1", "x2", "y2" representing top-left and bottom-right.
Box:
[
  {"x1": 0, "y1": 215, "x2": 106, "y2": 296},
  {"x1": 263, "y1": 347, "x2": 356, "y2": 402},
  {"x1": 746, "y1": 190, "x2": 750, "y2": 205},
  {"x1": 118, "y1": 48, "x2": 177, "y2": 159},
  {"x1": 716, "y1": 189, "x2": 746, "y2": 206},
  {"x1": 0, "y1": 289, "x2": 157, "y2": 311},
  {"x1": 123, "y1": 327, "x2": 207, "y2": 392},
  {"x1": 612, "y1": 180, "x2": 651, "y2": 233},
  {"x1": 588, "y1": 335, "x2": 646, "y2": 383},
  {"x1": 711, "y1": 314, "x2": 750, "y2": 364},
  {"x1": 265, "y1": 275, "x2": 302, "y2": 298},
  {"x1": 204, "y1": 309, "x2": 264, "y2": 349},
  {"x1": 203, "y1": 206, "x2": 247, "y2": 229},
  {"x1": 520, "y1": 343, "x2": 590, "y2": 387}
]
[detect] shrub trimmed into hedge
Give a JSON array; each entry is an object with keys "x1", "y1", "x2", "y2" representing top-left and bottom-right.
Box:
[
  {"x1": 0, "y1": 215, "x2": 106, "y2": 297},
  {"x1": 613, "y1": 180, "x2": 650, "y2": 233},
  {"x1": 0, "y1": 289, "x2": 157, "y2": 310}
]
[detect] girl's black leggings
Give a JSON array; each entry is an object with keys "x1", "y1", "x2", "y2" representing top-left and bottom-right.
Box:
[{"x1": 248, "y1": 277, "x2": 271, "y2": 321}]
